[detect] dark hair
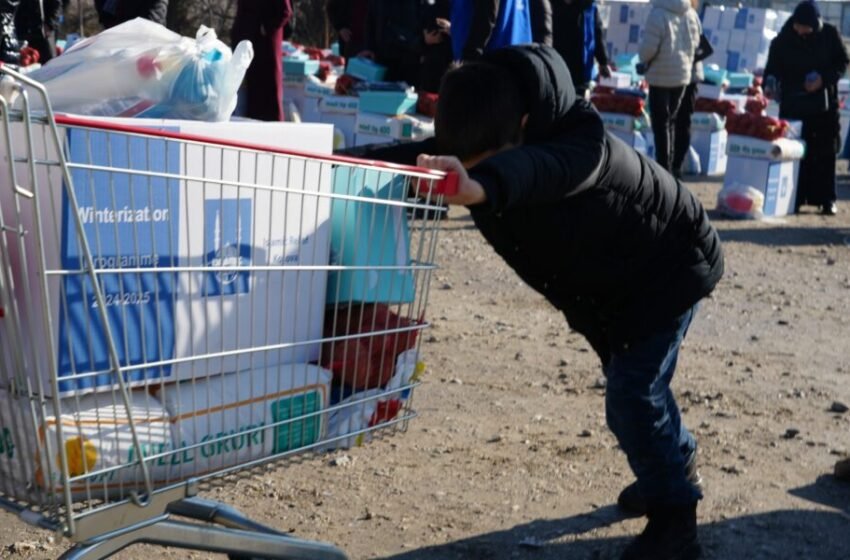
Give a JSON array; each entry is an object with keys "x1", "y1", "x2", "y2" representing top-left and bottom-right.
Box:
[{"x1": 435, "y1": 61, "x2": 526, "y2": 162}]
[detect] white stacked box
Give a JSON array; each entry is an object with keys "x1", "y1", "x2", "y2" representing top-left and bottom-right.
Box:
[
  {"x1": 0, "y1": 119, "x2": 334, "y2": 397},
  {"x1": 605, "y1": 2, "x2": 652, "y2": 58},
  {"x1": 724, "y1": 136, "x2": 805, "y2": 217},
  {"x1": 702, "y1": 7, "x2": 783, "y2": 73}
]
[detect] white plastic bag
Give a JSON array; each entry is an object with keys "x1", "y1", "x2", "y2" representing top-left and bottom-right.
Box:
[
  {"x1": 28, "y1": 18, "x2": 253, "y2": 122},
  {"x1": 716, "y1": 184, "x2": 765, "y2": 219}
]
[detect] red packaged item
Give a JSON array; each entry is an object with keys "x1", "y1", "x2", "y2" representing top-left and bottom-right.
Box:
[
  {"x1": 694, "y1": 98, "x2": 737, "y2": 117},
  {"x1": 320, "y1": 304, "x2": 422, "y2": 390},
  {"x1": 19, "y1": 46, "x2": 39, "y2": 67},
  {"x1": 303, "y1": 46, "x2": 325, "y2": 60},
  {"x1": 726, "y1": 112, "x2": 789, "y2": 141},
  {"x1": 745, "y1": 95, "x2": 768, "y2": 115},
  {"x1": 590, "y1": 93, "x2": 645, "y2": 117},
  {"x1": 335, "y1": 74, "x2": 361, "y2": 95},
  {"x1": 324, "y1": 54, "x2": 346, "y2": 67},
  {"x1": 317, "y1": 62, "x2": 332, "y2": 82},
  {"x1": 417, "y1": 92, "x2": 439, "y2": 117}
]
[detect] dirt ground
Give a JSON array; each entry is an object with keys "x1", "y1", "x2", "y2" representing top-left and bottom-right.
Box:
[{"x1": 2, "y1": 172, "x2": 850, "y2": 559}]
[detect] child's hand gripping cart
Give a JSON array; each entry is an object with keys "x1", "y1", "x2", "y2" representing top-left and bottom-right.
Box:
[{"x1": 0, "y1": 64, "x2": 457, "y2": 559}]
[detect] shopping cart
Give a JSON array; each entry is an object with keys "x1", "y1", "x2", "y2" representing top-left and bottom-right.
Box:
[{"x1": 0, "y1": 64, "x2": 456, "y2": 559}]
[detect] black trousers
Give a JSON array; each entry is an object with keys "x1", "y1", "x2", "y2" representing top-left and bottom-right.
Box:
[
  {"x1": 649, "y1": 86, "x2": 686, "y2": 171},
  {"x1": 672, "y1": 82, "x2": 697, "y2": 174},
  {"x1": 797, "y1": 110, "x2": 840, "y2": 209}
]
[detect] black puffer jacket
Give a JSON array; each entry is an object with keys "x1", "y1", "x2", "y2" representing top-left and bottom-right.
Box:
[{"x1": 369, "y1": 45, "x2": 723, "y2": 363}]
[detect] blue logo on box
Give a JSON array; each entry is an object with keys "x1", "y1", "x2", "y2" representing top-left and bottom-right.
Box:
[
  {"x1": 58, "y1": 128, "x2": 180, "y2": 392},
  {"x1": 735, "y1": 9, "x2": 748, "y2": 29},
  {"x1": 619, "y1": 5, "x2": 629, "y2": 23},
  {"x1": 727, "y1": 51, "x2": 740, "y2": 72},
  {"x1": 204, "y1": 199, "x2": 252, "y2": 296},
  {"x1": 629, "y1": 25, "x2": 640, "y2": 43}
]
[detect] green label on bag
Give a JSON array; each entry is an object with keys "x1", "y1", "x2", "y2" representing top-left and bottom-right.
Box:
[{"x1": 271, "y1": 392, "x2": 321, "y2": 453}]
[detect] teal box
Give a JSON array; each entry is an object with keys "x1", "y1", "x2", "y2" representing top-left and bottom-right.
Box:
[
  {"x1": 728, "y1": 72, "x2": 754, "y2": 89},
  {"x1": 703, "y1": 66, "x2": 728, "y2": 86},
  {"x1": 358, "y1": 90, "x2": 418, "y2": 116},
  {"x1": 283, "y1": 58, "x2": 319, "y2": 77},
  {"x1": 327, "y1": 168, "x2": 415, "y2": 304},
  {"x1": 346, "y1": 57, "x2": 387, "y2": 82}
]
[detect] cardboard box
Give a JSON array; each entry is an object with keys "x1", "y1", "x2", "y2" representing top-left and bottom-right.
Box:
[
  {"x1": 709, "y1": 30, "x2": 730, "y2": 52},
  {"x1": 345, "y1": 57, "x2": 387, "y2": 82},
  {"x1": 691, "y1": 112, "x2": 725, "y2": 132},
  {"x1": 702, "y1": 6, "x2": 724, "y2": 31},
  {"x1": 0, "y1": 119, "x2": 334, "y2": 396},
  {"x1": 719, "y1": 7, "x2": 740, "y2": 30},
  {"x1": 319, "y1": 95, "x2": 360, "y2": 114},
  {"x1": 358, "y1": 90, "x2": 418, "y2": 116},
  {"x1": 319, "y1": 111, "x2": 357, "y2": 149},
  {"x1": 724, "y1": 157, "x2": 799, "y2": 216},
  {"x1": 600, "y1": 112, "x2": 647, "y2": 132},
  {"x1": 283, "y1": 59, "x2": 319, "y2": 78},
  {"x1": 692, "y1": 130, "x2": 728, "y2": 175},
  {"x1": 727, "y1": 30, "x2": 746, "y2": 52},
  {"x1": 353, "y1": 133, "x2": 399, "y2": 148},
  {"x1": 600, "y1": 71, "x2": 633, "y2": 89},
  {"x1": 355, "y1": 112, "x2": 434, "y2": 141},
  {"x1": 697, "y1": 83, "x2": 724, "y2": 100}
]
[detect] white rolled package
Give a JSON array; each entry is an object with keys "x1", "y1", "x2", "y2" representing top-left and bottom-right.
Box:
[
  {"x1": 726, "y1": 135, "x2": 806, "y2": 161},
  {"x1": 154, "y1": 363, "x2": 332, "y2": 479},
  {"x1": 0, "y1": 389, "x2": 174, "y2": 498}
]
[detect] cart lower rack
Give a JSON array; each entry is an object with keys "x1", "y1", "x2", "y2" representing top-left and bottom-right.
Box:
[{"x1": 0, "y1": 64, "x2": 455, "y2": 559}]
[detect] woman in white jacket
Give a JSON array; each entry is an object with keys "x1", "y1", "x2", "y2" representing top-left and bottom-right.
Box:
[{"x1": 638, "y1": 0, "x2": 700, "y2": 171}]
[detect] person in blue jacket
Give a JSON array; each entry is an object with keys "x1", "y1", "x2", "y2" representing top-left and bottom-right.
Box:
[{"x1": 451, "y1": 0, "x2": 533, "y2": 61}]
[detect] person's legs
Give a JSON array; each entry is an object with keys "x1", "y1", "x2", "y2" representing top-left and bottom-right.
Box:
[
  {"x1": 650, "y1": 87, "x2": 674, "y2": 170},
  {"x1": 604, "y1": 305, "x2": 702, "y2": 508},
  {"x1": 672, "y1": 83, "x2": 697, "y2": 175}
]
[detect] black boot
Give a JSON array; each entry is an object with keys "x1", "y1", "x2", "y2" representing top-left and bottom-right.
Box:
[
  {"x1": 621, "y1": 502, "x2": 702, "y2": 560},
  {"x1": 618, "y1": 446, "x2": 702, "y2": 516},
  {"x1": 0, "y1": 9, "x2": 20, "y2": 65}
]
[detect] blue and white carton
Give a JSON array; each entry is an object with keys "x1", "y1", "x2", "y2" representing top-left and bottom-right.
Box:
[{"x1": 0, "y1": 118, "x2": 335, "y2": 396}]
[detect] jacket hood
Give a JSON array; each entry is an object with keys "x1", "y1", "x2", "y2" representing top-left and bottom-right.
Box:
[
  {"x1": 481, "y1": 44, "x2": 577, "y2": 143},
  {"x1": 651, "y1": 0, "x2": 690, "y2": 16}
]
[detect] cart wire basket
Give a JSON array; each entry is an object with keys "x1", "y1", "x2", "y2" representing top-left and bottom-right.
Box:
[{"x1": 0, "y1": 64, "x2": 457, "y2": 559}]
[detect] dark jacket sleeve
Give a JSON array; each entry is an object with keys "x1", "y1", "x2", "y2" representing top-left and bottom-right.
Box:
[
  {"x1": 593, "y1": 6, "x2": 609, "y2": 67},
  {"x1": 43, "y1": 0, "x2": 63, "y2": 30},
  {"x1": 823, "y1": 25, "x2": 850, "y2": 87},
  {"x1": 142, "y1": 0, "x2": 169, "y2": 25},
  {"x1": 469, "y1": 101, "x2": 606, "y2": 212},
  {"x1": 763, "y1": 36, "x2": 783, "y2": 83},
  {"x1": 530, "y1": 0, "x2": 553, "y2": 46},
  {"x1": 463, "y1": 0, "x2": 499, "y2": 60},
  {"x1": 326, "y1": 0, "x2": 349, "y2": 31}
]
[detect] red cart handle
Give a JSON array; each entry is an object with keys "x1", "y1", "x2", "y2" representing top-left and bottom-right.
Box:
[{"x1": 433, "y1": 172, "x2": 459, "y2": 197}]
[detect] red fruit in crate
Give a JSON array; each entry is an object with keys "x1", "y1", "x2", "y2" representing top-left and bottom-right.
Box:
[
  {"x1": 136, "y1": 55, "x2": 160, "y2": 78},
  {"x1": 317, "y1": 62, "x2": 331, "y2": 82},
  {"x1": 417, "y1": 92, "x2": 439, "y2": 117}
]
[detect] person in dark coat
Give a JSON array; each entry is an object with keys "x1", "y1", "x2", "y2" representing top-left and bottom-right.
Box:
[
  {"x1": 326, "y1": 0, "x2": 369, "y2": 59},
  {"x1": 552, "y1": 0, "x2": 611, "y2": 97},
  {"x1": 94, "y1": 0, "x2": 168, "y2": 28},
  {"x1": 368, "y1": 45, "x2": 723, "y2": 560},
  {"x1": 231, "y1": 0, "x2": 293, "y2": 122},
  {"x1": 363, "y1": 0, "x2": 426, "y2": 84},
  {"x1": 15, "y1": 0, "x2": 66, "y2": 64},
  {"x1": 530, "y1": 0, "x2": 553, "y2": 46},
  {"x1": 420, "y1": 0, "x2": 452, "y2": 93},
  {"x1": 764, "y1": 0, "x2": 849, "y2": 215},
  {"x1": 451, "y1": 0, "x2": 532, "y2": 62}
]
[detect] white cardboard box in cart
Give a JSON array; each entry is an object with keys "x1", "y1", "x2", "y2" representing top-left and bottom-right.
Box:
[
  {"x1": 0, "y1": 118, "x2": 335, "y2": 396},
  {"x1": 691, "y1": 129, "x2": 728, "y2": 175}
]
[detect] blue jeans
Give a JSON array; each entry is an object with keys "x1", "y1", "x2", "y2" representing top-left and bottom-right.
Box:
[{"x1": 603, "y1": 304, "x2": 702, "y2": 508}]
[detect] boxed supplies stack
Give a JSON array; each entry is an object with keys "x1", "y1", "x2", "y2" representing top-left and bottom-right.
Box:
[
  {"x1": 352, "y1": 82, "x2": 425, "y2": 147},
  {"x1": 701, "y1": 6, "x2": 790, "y2": 73},
  {"x1": 724, "y1": 135, "x2": 804, "y2": 217},
  {"x1": 605, "y1": 2, "x2": 652, "y2": 59},
  {"x1": 0, "y1": 118, "x2": 335, "y2": 397},
  {"x1": 690, "y1": 112, "x2": 728, "y2": 175}
]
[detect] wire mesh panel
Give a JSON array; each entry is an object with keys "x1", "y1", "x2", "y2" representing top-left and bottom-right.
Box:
[{"x1": 0, "y1": 73, "x2": 453, "y2": 539}]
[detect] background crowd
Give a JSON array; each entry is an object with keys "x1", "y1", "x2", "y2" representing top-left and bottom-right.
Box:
[{"x1": 0, "y1": 0, "x2": 845, "y2": 214}]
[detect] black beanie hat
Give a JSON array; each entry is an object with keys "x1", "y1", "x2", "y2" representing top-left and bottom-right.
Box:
[{"x1": 792, "y1": 1, "x2": 821, "y2": 29}]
